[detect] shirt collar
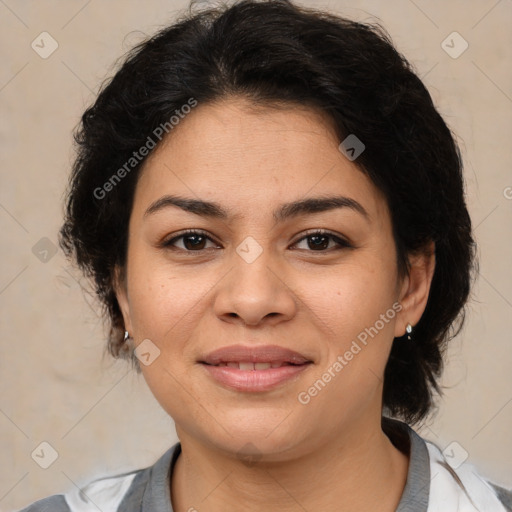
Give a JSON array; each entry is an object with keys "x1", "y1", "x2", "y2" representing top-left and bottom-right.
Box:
[
  {"x1": 139, "y1": 418, "x2": 430, "y2": 511},
  {"x1": 383, "y1": 417, "x2": 430, "y2": 512}
]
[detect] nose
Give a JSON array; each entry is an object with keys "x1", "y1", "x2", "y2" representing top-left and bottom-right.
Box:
[{"x1": 213, "y1": 247, "x2": 298, "y2": 327}]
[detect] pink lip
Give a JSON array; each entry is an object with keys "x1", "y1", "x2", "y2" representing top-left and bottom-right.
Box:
[
  {"x1": 199, "y1": 344, "x2": 313, "y2": 392},
  {"x1": 201, "y1": 364, "x2": 311, "y2": 392},
  {"x1": 200, "y1": 344, "x2": 311, "y2": 365}
]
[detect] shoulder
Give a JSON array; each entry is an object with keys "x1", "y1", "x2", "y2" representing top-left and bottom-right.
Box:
[
  {"x1": 424, "y1": 438, "x2": 512, "y2": 512},
  {"x1": 384, "y1": 418, "x2": 512, "y2": 512},
  {"x1": 16, "y1": 471, "x2": 141, "y2": 512},
  {"x1": 16, "y1": 494, "x2": 70, "y2": 512},
  {"x1": 17, "y1": 444, "x2": 180, "y2": 512}
]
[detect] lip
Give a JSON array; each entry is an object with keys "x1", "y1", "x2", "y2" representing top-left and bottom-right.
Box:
[
  {"x1": 198, "y1": 344, "x2": 313, "y2": 392},
  {"x1": 200, "y1": 344, "x2": 311, "y2": 366}
]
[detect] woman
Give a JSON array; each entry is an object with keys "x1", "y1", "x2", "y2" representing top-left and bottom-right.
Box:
[{"x1": 19, "y1": 0, "x2": 511, "y2": 510}]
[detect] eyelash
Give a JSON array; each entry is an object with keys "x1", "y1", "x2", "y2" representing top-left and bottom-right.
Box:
[{"x1": 161, "y1": 229, "x2": 353, "y2": 253}]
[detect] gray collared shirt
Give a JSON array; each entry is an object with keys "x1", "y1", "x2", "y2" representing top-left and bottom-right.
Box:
[{"x1": 18, "y1": 419, "x2": 512, "y2": 511}]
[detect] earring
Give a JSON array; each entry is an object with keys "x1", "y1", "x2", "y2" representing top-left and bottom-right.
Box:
[
  {"x1": 124, "y1": 330, "x2": 131, "y2": 342},
  {"x1": 406, "y1": 323, "x2": 413, "y2": 341}
]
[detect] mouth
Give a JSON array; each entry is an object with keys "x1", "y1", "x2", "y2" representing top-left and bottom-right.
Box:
[
  {"x1": 203, "y1": 361, "x2": 305, "y2": 370},
  {"x1": 199, "y1": 344, "x2": 312, "y2": 366},
  {"x1": 198, "y1": 344, "x2": 313, "y2": 392}
]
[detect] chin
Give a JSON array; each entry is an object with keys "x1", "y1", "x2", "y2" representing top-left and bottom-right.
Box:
[
  {"x1": 218, "y1": 433, "x2": 305, "y2": 464},
  {"x1": 206, "y1": 413, "x2": 307, "y2": 459}
]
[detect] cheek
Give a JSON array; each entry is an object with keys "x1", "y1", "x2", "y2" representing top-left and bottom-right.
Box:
[
  {"x1": 126, "y1": 251, "x2": 208, "y2": 342},
  {"x1": 302, "y1": 261, "x2": 398, "y2": 339},
  {"x1": 298, "y1": 260, "x2": 399, "y2": 413},
  {"x1": 294, "y1": 267, "x2": 398, "y2": 421}
]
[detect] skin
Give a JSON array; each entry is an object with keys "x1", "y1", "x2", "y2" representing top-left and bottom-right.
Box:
[{"x1": 115, "y1": 96, "x2": 435, "y2": 512}]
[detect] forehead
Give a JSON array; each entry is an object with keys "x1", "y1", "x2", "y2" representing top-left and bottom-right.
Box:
[{"x1": 134, "y1": 97, "x2": 389, "y2": 223}]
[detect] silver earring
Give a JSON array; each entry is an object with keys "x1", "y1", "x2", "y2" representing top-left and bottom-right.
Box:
[
  {"x1": 406, "y1": 323, "x2": 413, "y2": 341},
  {"x1": 124, "y1": 330, "x2": 131, "y2": 342}
]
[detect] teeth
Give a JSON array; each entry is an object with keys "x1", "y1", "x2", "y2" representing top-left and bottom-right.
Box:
[
  {"x1": 254, "y1": 362, "x2": 271, "y2": 370},
  {"x1": 215, "y1": 361, "x2": 291, "y2": 370}
]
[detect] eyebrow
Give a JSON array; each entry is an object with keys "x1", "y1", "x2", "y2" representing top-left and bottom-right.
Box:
[{"x1": 144, "y1": 194, "x2": 370, "y2": 223}]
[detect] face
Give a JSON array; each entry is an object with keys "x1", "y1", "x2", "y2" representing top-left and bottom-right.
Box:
[{"x1": 116, "y1": 97, "x2": 430, "y2": 461}]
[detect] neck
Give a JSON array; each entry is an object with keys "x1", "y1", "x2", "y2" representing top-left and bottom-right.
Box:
[{"x1": 170, "y1": 416, "x2": 409, "y2": 512}]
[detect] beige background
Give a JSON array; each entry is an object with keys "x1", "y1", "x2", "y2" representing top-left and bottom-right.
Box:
[{"x1": 1, "y1": 0, "x2": 511, "y2": 510}]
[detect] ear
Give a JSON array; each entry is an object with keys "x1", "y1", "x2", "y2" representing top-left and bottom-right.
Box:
[
  {"x1": 113, "y1": 264, "x2": 133, "y2": 335},
  {"x1": 394, "y1": 241, "x2": 435, "y2": 338}
]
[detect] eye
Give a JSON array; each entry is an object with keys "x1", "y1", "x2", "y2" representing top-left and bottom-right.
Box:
[
  {"x1": 291, "y1": 230, "x2": 352, "y2": 252},
  {"x1": 161, "y1": 229, "x2": 352, "y2": 253},
  {"x1": 162, "y1": 229, "x2": 219, "y2": 252}
]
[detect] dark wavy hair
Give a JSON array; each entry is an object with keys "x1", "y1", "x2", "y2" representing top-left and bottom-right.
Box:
[{"x1": 59, "y1": 0, "x2": 476, "y2": 424}]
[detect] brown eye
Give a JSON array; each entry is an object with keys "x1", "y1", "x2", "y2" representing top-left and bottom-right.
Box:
[
  {"x1": 292, "y1": 231, "x2": 352, "y2": 252},
  {"x1": 163, "y1": 230, "x2": 218, "y2": 251},
  {"x1": 161, "y1": 229, "x2": 351, "y2": 253}
]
